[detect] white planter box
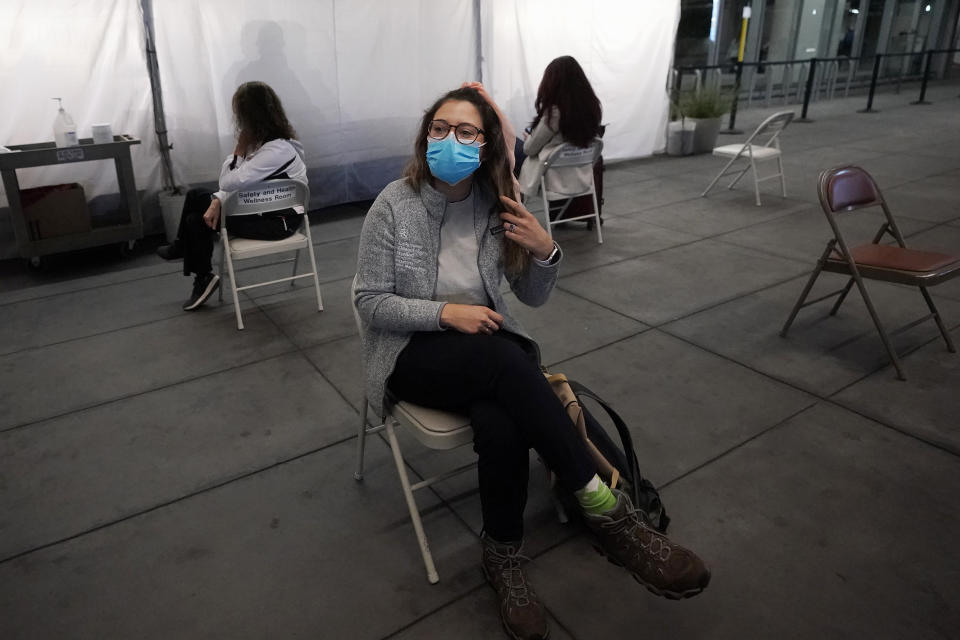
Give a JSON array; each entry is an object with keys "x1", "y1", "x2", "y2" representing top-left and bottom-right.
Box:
[
  {"x1": 689, "y1": 117, "x2": 723, "y2": 154},
  {"x1": 666, "y1": 121, "x2": 696, "y2": 156},
  {"x1": 158, "y1": 191, "x2": 186, "y2": 243}
]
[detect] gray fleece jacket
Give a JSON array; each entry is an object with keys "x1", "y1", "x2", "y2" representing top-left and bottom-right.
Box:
[{"x1": 354, "y1": 178, "x2": 561, "y2": 417}]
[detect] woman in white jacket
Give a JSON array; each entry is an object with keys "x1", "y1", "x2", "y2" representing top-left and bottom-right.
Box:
[
  {"x1": 517, "y1": 56, "x2": 602, "y2": 199},
  {"x1": 158, "y1": 81, "x2": 308, "y2": 311}
]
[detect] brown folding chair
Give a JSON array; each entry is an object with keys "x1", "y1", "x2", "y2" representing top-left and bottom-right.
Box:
[{"x1": 780, "y1": 165, "x2": 960, "y2": 380}]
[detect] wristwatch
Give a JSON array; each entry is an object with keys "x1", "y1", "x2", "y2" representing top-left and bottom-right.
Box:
[{"x1": 534, "y1": 243, "x2": 560, "y2": 266}]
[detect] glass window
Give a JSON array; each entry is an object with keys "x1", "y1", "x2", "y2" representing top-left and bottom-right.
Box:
[
  {"x1": 794, "y1": 0, "x2": 829, "y2": 58},
  {"x1": 676, "y1": 0, "x2": 717, "y2": 67},
  {"x1": 836, "y1": 1, "x2": 858, "y2": 57},
  {"x1": 762, "y1": 0, "x2": 801, "y2": 63},
  {"x1": 718, "y1": 1, "x2": 750, "y2": 67},
  {"x1": 860, "y1": 0, "x2": 885, "y2": 59},
  {"x1": 888, "y1": 0, "x2": 919, "y2": 56}
]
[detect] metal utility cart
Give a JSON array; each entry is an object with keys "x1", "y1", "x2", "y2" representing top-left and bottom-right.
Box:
[{"x1": 0, "y1": 135, "x2": 143, "y2": 267}]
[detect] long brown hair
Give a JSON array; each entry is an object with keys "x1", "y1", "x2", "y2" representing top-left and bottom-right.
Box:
[
  {"x1": 404, "y1": 87, "x2": 526, "y2": 275},
  {"x1": 531, "y1": 56, "x2": 602, "y2": 148},
  {"x1": 231, "y1": 81, "x2": 297, "y2": 152}
]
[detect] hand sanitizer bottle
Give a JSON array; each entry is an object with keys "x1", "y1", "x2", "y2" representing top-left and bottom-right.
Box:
[{"x1": 53, "y1": 98, "x2": 79, "y2": 147}]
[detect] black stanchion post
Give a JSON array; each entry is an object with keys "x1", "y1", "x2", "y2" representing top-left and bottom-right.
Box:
[
  {"x1": 858, "y1": 54, "x2": 882, "y2": 113},
  {"x1": 911, "y1": 50, "x2": 934, "y2": 105},
  {"x1": 721, "y1": 62, "x2": 744, "y2": 135},
  {"x1": 796, "y1": 57, "x2": 818, "y2": 122}
]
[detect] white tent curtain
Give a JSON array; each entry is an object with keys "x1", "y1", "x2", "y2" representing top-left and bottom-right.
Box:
[
  {"x1": 0, "y1": 0, "x2": 162, "y2": 212},
  {"x1": 481, "y1": 0, "x2": 680, "y2": 161},
  {"x1": 153, "y1": 0, "x2": 478, "y2": 209},
  {"x1": 0, "y1": 0, "x2": 679, "y2": 258}
]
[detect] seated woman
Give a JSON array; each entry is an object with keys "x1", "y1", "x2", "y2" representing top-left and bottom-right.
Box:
[
  {"x1": 517, "y1": 55, "x2": 602, "y2": 200},
  {"x1": 355, "y1": 86, "x2": 709, "y2": 640},
  {"x1": 157, "y1": 81, "x2": 308, "y2": 311}
]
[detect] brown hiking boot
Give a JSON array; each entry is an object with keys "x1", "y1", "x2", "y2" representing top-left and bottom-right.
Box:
[
  {"x1": 584, "y1": 489, "x2": 711, "y2": 599},
  {"x1": 481, "y1": 534, "x2": 549, "y2": 640}
]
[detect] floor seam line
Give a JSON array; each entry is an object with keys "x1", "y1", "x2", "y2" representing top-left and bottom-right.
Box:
[
  {"x1": 0, "y1": 433, "x2": 357, "y2": 566},
  {"x1": 0, "y1": 268, "x2": 181, "y2": 308},
  {"x1": 0, "y1": 347, "x2": 301, "y2": 435},
  {"x1": 558, "y1": 211, "x2": 815, "y2": 282},
  {"x1": 657, "y1": 401, "x2": 820, "y2": 491},
  {"x1": 0, "y1": 311, "x2": 189, "y2": 358},
  {"x1": 254, "y1": 295, "x2": 361, "y2": 414},
  {"x1": 376, "y1": 584, "x2": 488, "y2": 640},
  {"x1": 656, "y1": 324, "x2": 960, "y2": 459}
]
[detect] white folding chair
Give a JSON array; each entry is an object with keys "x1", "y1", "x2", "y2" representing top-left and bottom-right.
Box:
[
  {"x1": 701, "y1": 110, "x2": 794, "y2": 206},
  {"x1": 538, "y1": 138, "x2": 604, "y2": 244},
  {"x1": 218, "y1": 179, "x2": 323, "y2": 330},
  {"x1": 350, "y1": 275, "x2": 475, "y2": 584},
  {"x1": 350, "y1": 276, "x2": 568, "y2": 584}
]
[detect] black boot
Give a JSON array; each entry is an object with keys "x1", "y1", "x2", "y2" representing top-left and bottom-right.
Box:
[
  {"x1": 157, "y1": 240, "x2": 183, "y2": 260},
  {"x1": 584, "y1": 489, "x2": 710, "y2": 599},
  {"x1": 182, "y1": 273, "x2": 220, "y2": 311},
  {"x1": 481, "y1": 534, "x2": 549, "y2": 640}
]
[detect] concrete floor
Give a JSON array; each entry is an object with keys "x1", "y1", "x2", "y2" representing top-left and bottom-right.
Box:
[{"x1": 2, "y1": 84, "x2": 959, "y2": 639}]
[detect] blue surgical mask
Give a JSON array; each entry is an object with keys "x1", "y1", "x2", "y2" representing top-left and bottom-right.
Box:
[{"x1": 426, "y1": 133, "x2": 483, "y2": 185}]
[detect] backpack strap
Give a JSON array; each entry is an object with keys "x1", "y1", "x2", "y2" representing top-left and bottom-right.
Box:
[
  {"x1": 264, "y1": 156, "x2": 297, "y2": 181},
  {"x1": 566, "y1": 380, "x2": 670, "y2": 533}
]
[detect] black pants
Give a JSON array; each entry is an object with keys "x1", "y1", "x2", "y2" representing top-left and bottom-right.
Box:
[
  {"x1": 177, "y1": 188, "x2": 303, "y2": 276},
  {"x1": 388, "y1": 330, "x2": 596, "y2": 541},
  {"x1": 513, "y1": 138, "x2": 527, "y2": 178}
]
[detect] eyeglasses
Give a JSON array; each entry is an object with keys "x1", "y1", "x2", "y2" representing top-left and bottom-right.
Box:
[{"x1": 428, "y1": 119, "x2": 485, "y2": 145}]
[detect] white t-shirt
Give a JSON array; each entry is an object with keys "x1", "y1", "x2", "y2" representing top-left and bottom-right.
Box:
[{"x1": 434, "y1": 190, "x2": 489, "y2": 306}]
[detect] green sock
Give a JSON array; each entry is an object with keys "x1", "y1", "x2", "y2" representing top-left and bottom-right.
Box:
[{"x1": 575, "y1": 474, "x2": 617, "y2": 515}]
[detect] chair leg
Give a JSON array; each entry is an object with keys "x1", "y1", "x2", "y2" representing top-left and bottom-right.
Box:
[
  {"x1": 781, "y1": 265, "x2": 824, "y2": 337},
  {"x1": 355, "y1": 397, "x2": 370, "y2": 481},
  {"x1": 301, "y1": 219, "x2": 324, "y2": 311},
  {"x1": 590, "y1": 189, "x2": 603, "y2": 244},
  {"x1": 778, "y1": 155, "x2": 787, "y2": 198},
  {"x1": 540, "y1": 191, "x2": 553, "y2": 241},
  {"x1": 222, "y1": 233, "x2": 245, "y2": 330},
  {"x1": 829, "y1": 277, "x2": 856, "y2": 316},
  {"x1": 750, "y1": 157, "x2": 761, "y2": 206},
  {"x1": 851, "y1": 275, "x2": 907, "y2": 380},
  {"x1": 291, "y1": 249, "x2": 300, "y2": 287},
  {"x1": 385, "y1": 419, "x2": 440, "y2": 584},
  {"x1": 919, "y1": 285, "x2": 957, "y2": 353},
  {"x1": 726, "y1": 163, "x2": 751, "y2": 190},
  {"x1": 702, "y1": 154, "x2": 740, "y2": 197},
  {"x1": 218, "y1": 241, "x2": 225, "y2": 303}
]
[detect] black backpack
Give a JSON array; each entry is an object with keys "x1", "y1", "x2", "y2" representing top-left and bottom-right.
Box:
[{"x1": 562, "y1": 379, "x2": 670, "y2": 533}]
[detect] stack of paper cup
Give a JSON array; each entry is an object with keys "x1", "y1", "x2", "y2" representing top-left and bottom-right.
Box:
[{"x1": 91, "y1": 123, "x2": 113, "y2": 145}]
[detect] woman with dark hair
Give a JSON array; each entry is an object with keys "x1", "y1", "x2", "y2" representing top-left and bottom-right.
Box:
[
  {"x1": 355, "y1": 85, "x2": 708, "y2": 640},
  {"x1": 157, "y1": 81, "x2": 308, "y2": 311},
  {"x1": 518, "y1": 55, "x2": 602, "y2": 198}
]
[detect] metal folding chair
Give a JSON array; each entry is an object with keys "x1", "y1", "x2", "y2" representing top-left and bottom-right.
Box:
[
  {"x1": 218, "y1": 179, "x2": 323, "y2": 330},
  {"x1": 350, "y1": 275, "x2": 476, "y2": 584},
  {"x1": 538, "y1": 138, "x2": 604, "y2": 244},
  {"x1": 350, "y1": 276, "x2": 569, "y2": 584},
  {"x1": 780, "y1": 165, "x2": 960, "y2": 379},
  {"x1": 701, "y1": 110, "x2": 794, "y2": 206}
]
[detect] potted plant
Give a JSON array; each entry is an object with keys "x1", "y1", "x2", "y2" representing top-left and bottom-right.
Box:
[{"x1": 678, "y1": 89, "x2": 732, "y2": 154}]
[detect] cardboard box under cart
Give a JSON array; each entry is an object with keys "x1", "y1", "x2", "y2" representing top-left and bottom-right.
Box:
[{"x1": 19, "y1": 183, "x2": 91, "y2": 240}]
